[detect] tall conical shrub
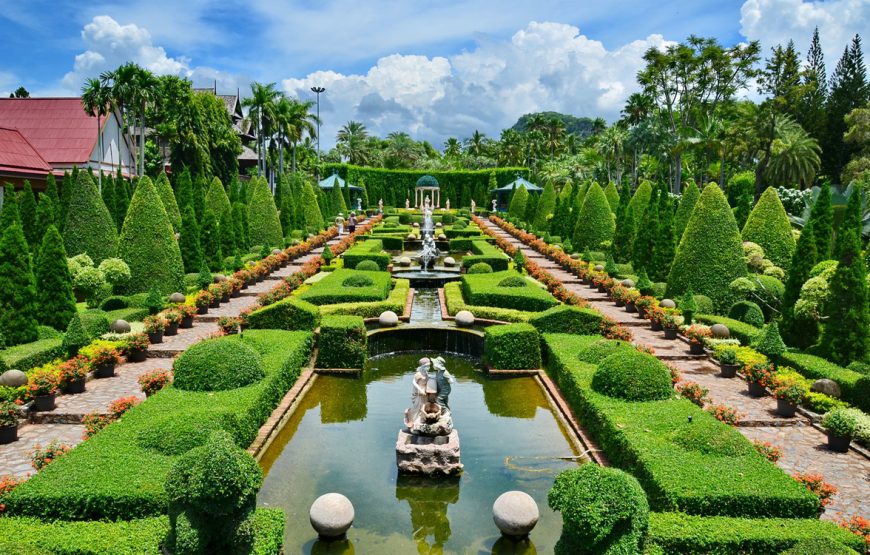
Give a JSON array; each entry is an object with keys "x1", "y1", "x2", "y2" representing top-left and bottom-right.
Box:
[
  {"x1": 247, "y1": 177, "x2": 283, "y2": 248},
  {"x1": 19, "y1": 181, "x2": 38, "y2": 248},
  {"x1": 741, "y1": 187, "x2": 795, "y2": 272},
  {"x1": 205, "y1": 176, "x2": 231, "y2": 224},
  {"x1": 300, "y1": 181, "x2": 324, "y2": 233},
  {"x1": 113, "y1": 172, "x2": 130, "y2": 231},
  {"x1": 533, "y1": 182, "x2": 557, "y2": 231},
  {"x1": 612, "y1": 183, "x2": 634, "y2": 263},
  {"x1": 201, "y1": 209, "x2": 223, "y2": 271},
  {"x1": 174, "y1": 168, "x2": 195, "y2": 213},
  {"x1": 280, "y1": 189, "x2": 295, "y2": 235},
  {"x1": 118, "y1": 176, "x2": 184, "y2": 294},
  {"x1": 233, "y1": 202, "x2": 250, "y2": 250},
  {"x1": 781, "y1": 222, "x2": 818, "y2": 348},
  {"x1": 628, "y1": 181, "x2": 652, "y2": 231},
  {"x1": 807, "y1": 181, "x2": 833, "y2": 259},
  {"x1": 650, "y1": 193, "x2": 676, "y2": 282},
  {"x1": 219, "y1": 204, "x2": 236, "y2": 261},
  {"x1": 551, "y1": 182, "x2": 573, "y2": 239},
  {"x1": 632, "y1": 188, "x2": 659, "y2": 273},
  {"x1": 818, "y1": 226, "x2": 868, "y2": 365},
  {"x1": 331, "y1": 179, "x2": 347, "y2": 215},
  {"x1": 63, "y1": 171, "x2": 118, "y2": 262},
  {"x1": 674, "y1": 180, "x2": 700, "y2": 241},
  {"x1": 100, "y1": 174, "x2": 116, "y2": 229},
  {"x1": 509, "y1": 185, "x2": 529, "y2": 220},
  {"x1": 155, "y1": 172, "x2": 182, "y2": 232},
  {"x1": 524, "y1": 191, "x2": 539, "y2": 224},
  {"x1": 0, "y1": 185, "x2": 21, "y2": 230},
  {"x1": 179, "y1": 203, "x2": 203, "y2": 273},
  {"x1": 604, "y1": 182, "x2": 619, "y2": 212},
  {"x1": 666, "y1": 184, "x2": 746, "y2": 311},
  {"x1": 45, "y1": 173, "x2": 61, "y2": 227},
  {"x1": 34, "y1": 225, "x2": 76, "y2": 330},
  {"x1": 35, "y1": 193, "x2": 56, "y2": 246},
  {"x1": 0, "y1": 223, "x2": 39, "y2": 345},
  {"x1": 572, "y1": 183, "x2": 615, "y2": 250}
]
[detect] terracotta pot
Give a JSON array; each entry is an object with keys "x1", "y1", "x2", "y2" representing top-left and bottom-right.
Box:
[
  {"x1": 826, "y1": 432, "x2": 851, "y2": 453},
  {"x1": 147, "y1": 331, "x2": 164, "y2": 344},
  {"x1": 663, "y1": 328, "x2": 678, "y2": 340},
  {"x1": 33, "y1": 394, "x2": 56, "y2": 412},
  {"x1": 719, "y1": 363, "x2": 739, "y2": 378},
  {"x1": 63, "y1": 379, "x2": 86, "y2": 394},
  {"x1": 127, "y1": 349, "x2": 147, "y2": 363},
  {"x1": 0, "y1": 425, "x2": 17, "y2": 445},
  {"x1": 164, "y1": 322, "x2": 179, "y2": 336},
  {"x1": 180, "y1": 316, "x2": 194, "y2": 329},
  {"x1": 747, "y1": 381, "x2": 767, "y2": 398},
  {"x1": 776, "y1": 398, "x2": 797, "y2": 417},
  {"x1": 94, "y1": 363, "x2": 115, "y2": 379},
  {"x1": 689, "y1": 342, "x2": 705, "y2": 355}
]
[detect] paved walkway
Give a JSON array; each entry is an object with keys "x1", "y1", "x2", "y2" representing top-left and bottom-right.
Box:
[
  {"x1": 479, "y1": 217, "x2": 870, "y2": 522},
  {"x1": 0, "y1": 242, "x2": 339, "y2": 479}
]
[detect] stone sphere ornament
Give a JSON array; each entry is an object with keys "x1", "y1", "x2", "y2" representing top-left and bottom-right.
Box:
[
  {"x1": 594, "y1": 264, "x2": 605, "y2": 272},
  {"x1": 0, "y1": 370, "x2": 28, "y2": 388},
  {"x1": 169, "y1": 292, "x2": 186, "y2": 303},
  {"x1": 443, "y1": 256, "x2": 456, "y2": 267},
  {"x1": 379, "y1": 311, "x2": 399, "y2": 327},
  {"x1": 710, "y1": 323, "x2": 730, "y2": 339},
  {"x1": 493, "y1": 491, "x2": 539, "y2": 537},
  {"x1": 213, "y1": 274, "x2": 227, "y2": 283},
  {"x1": 621, "y1": 279, "x2": 635, "y2": 288},
  {"x1": 437, "y1": 233, "x2": 447, "y2": 240},
  {"x1": 660, "y1": 299, "x2": 676, "y2": 309},
  {"x1": 109, "y1": 319, "x2": 131, "y2": 334},
  {"x1": 309, "y1": 493, "x2": 354, "y2": 539},
  {"x1": 455, "y1": 310, "x2": 475, "y2": 327},
  {"x1": 272, "y1": 248, "x2": 283, "y2": 255},
  {"x1": 398, "y1": 257, "x2": 412, "y2": 267}
]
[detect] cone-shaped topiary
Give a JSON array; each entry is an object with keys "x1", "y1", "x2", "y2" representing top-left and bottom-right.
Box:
[
  {"x1": 62, "y1": 313, "x2": 89, "y2": 356},
  {"x1": 666, "y1": 184, "x2": 746, "y2": 311},
  {"x1": 754, "y1": 321, "x2": 787, "y2": 365},
  {"x1": 113, "y1": 172, "x2": 130, "y2": 232},
  {"x1": 45, "y1": 173, "x2": 61, "y2": 227},
  {"x1": 674, "y1": 180, "x2": 700, "y2": 242},
  {"x1": 741, "y1": 187, "x2": 795, "y2": 272},
  {"x1": 219, "y1": 204, "x2": 236, "y2": 260},
  {"x1": 63, "y1": 171, "x2": 118, "y2": 263},
  {"x1": 19, "y1": 181, "x2": 38, "y2": 248},
  {"x1": 247, "y1": 177, "x2": 283, "y2": 248},
  {"x1": 533, "y1": 182, "x2": 557, "y2": 230},
  {"x1": 572, "y1": 183, "x2": 615, "y2": 250},
  {"x1": 650, "y1": 191, "x2": 676, "y2": 282},
  {"x1": 232, "y1": 202, "x2": 249, "y2": 250},
  {"x1": 154, "y1": 172, "x2": 182, "y2": 232},
  {"x1": 173, "y1": 168, "x2": 195, "y2": 213},
  {"x1": 612, "y1": 183, "x2": 634, "y2": 263},
  {"x1": 0, "y1": 185, "x2": 20, "y2": 231},
  {"x1": 331, "y1": 179, "x2": 347, "y2": 216},
  {"x1": 118, "y1": 176, "x2": 185, "y2": 294},
  {"x1": 200, "y1": 209, "x2": 223, "y2": 271},
  {"x1": 179, "y1": 203, "x2": 203, "y2": 273},
  {"x1": 34, "y1": 193, "x2": 56, "y2": 248},
  {"x1": 509, "y1": 185, "x2": 529, "y2": 221},
  {"x1": 300, "y1": 181, "x2": 324, "y2": 233},
  {"x1": 781, "y1": 223, "x2": 819, "y2": 348},
  {"x1": 628, "y1": 181, "x2": 653, "y2": 231},
  {"x1": 34, "y1": 225, "x2": 77, "y2": 331},
  {"x1": 604, "y1": 182, "x2": 619, "y2": 212},
  {"x1": 551, "y1": 182, "x2": 573, "y2": 239},
  {"x1": 204, "y1": 176, "x2": 231, "y2": 226},
  {"x1": 0, "y1": 223, "x2": 39, "y2": 345},
  {"x1": 524, "y1": 191, "x2": 539, "y2": 224},
  {"x1": 807, "y1": 181, "x2": 833, "y2": 260},
  {"x1": 100, "y1": 174, "x2": 116, "y2": 227},
  {"x1": 279, "y1": 183, "x2": 295, "y2": 235},
  {"x1": 632, "y1": 187, "x2": 659, "y2": 273}
]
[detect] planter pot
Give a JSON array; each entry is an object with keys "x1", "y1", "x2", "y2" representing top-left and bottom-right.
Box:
[
  {"x1": 747, "y1": 381, "x2": 767, "y2": 398},
  {"x1": 689, "y1": 342, "x2": 705, "y2": 355},
  {"x1": 164, "y1": 322, "x2": 179, "y2": 336},
  {"x1": 636, "y1": 307, "x2": 646, "y2": 319},
  {"x1": 588, "y1": 282, "x2": 597, "y2": 289},
  {"x1": 209, "y1": 299, "x2": 221, "y2": 308},
  {"x1": 0, "y1": 425, "x2": 17, "y2": 444},
  {"x1": 127, "y1": 349, "x2": 147, "y2": 363},
  {"x1": 180, "y1": 316, "x2": 194, "y2": 329},
  {"x1": 33, "y1": 394, "x2": 56, "y2": 412},
  {"x1": 231, "y1": 290, "x2": 241, "y2": 298},
  {"x1": 241, "y1": 282, "x2": 249, "y2": 290},
  {"x1": 147, "y1": 331, "x2": 164, "y2": 344},
  {"x1": 221, "y1": 294, "x2": 231, "y2": 303},
  {"x1": 776, "y1": 398, "x2": 797, "y2": 417},
  {"x1": 625, "y1": 302, "x2": 637, "y2": 313},
  {"x1": 597, "y1": 285, "x2": 607, "y2": 293},
  {"x1": 650, "y1": 320, "x2": 663, "y2": 332},
  {"x1": 719, "y1": 363, "x2": 739, "y2": 379},
  {"x1": 197, "y1": 305, "x2": 209, "y2": 315},
  {"x1": 826, "y1": 432, "x2": 851, "y2": 453},
  {"x1": 94, "y1": 363, "x2": 115, "y2": 379},
  {"x1": 663, "y1": 328, "x2": 678, "y2": 340},
  {"x1": 63, "y1": 379, "x2": 86, "y2": 394},
  {"x1": 614, "y1": 299, "x2": 626, "y2": 307}
]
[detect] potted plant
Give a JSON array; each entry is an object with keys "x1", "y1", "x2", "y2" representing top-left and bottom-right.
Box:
[
  {"x1": 649, "y1": 306, "x2": 664, "y2": 331},
  {"x1": 162, "y1": 309, "x2": 182, "y2": 336},
  {"x1": 143, "y1": 315, "x2": 167, "y2": 344},
  {"x1": 59, "y1": 356, "x2": 89, "y2": 393},
  {"x1": 611, "y1": 285, "x2": 628, "y2": 307},
  {"x1": 624, "y1": 289, "x2": 641, "y2": 313},
  {"x1": 178, "y1": 304, "x2": 197, "y2": 328},
  {"x1": 193, "y1": 290, "x2": 212, "y2": 315},
  {"x1": 0, "y1": 401, "x2": 19, "y2": 444},
  {"x1": 717, "y1": 348, "x2": 740, "y2": 378},
  {"x1": 661, "y1": 312, "x2": 680, "y2": 340},
  {"x1": 138, "y1": 369, "x2": 172, "y2": 397},
  {"x1": 207, "y1": 284, "x2": 223, "y2": 307},
  {"x1": 123, "y1": 332, "x2": 150, "y2": 362},
  {"x1": 821, "y1": 408, "x2": 859, "y2": 452},
  {"x1": 684, "y1": 325, "x2": 711, "y2": 355},
  {"x1": 772, "y1": 380, "x2": 805, "y2": 417},
  {"x1": 89, "y1": 344, "x2": 121, "y2": 378},
  {"x1": 27, "y1": 369, "x2": 60, "y2": 411},
  {"x1": 217, "y1": 316, "x2": 241, "y2": 335},
  {"x1": 228, "y1": 278, "x2": 243, "y2": 298},
  {"x1": 634, "y1": 296, "x2": 655, "y2": 319},
  {"x1": 744, "y1": 362, "x2": 774, "y2": 398},
  {"x1": 218, "y1": 280, "x2": 232, "y2": 303},
  {"x1": 234, "y1": 269, "x2": 252, "y2": 289}
]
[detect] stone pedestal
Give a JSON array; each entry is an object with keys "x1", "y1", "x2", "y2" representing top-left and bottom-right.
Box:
[{"x1": 396, "y1": 429, "x2": 462, "y2": 476}]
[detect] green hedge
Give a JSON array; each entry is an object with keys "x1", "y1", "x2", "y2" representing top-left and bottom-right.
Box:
[
  {"x1": 104, "y1": 307, "x2": 149, "y2": 323},
  {"x1": 0, "y1": 338, "x2": 64, "y2": 372},
  {"x1": 342, "y1": 239, "x2": 391, "y2": 270},
  {"x1": 647, "y1": 512, "x2": 864, "y2": 554},
  {"x1": 316, "y1": 315, "x2": 367, "y2": 368},
  {"x1": 543, "y1": 334, "x2": 820, "y2": 518},
  {"x1": 246, "y1": 297, "x2": 321, "y2": 331},
  {"x1": 173, "y1": 337, "x2": 265, "y2": 391},
  {"x1": 443, "y1": 227, "x2": 483, "y2": 238},
  {"x1": 448, "y1": 236, "x2": 490, "y2": 252},
  {"x1": 3, "y1": 330, "x2": 312, "y2": 521},
  {"x1": 443, "y1": 282, "x2": 532, "y2": 322},
  {"x1": 299, "y1": 269, "x2": 391, "y2": 305},
  {"x1": 529, "y1": 305, "x2": 603, "y2": 335},
  {"x1": 461, "y1": 271, "x2": 558, "y2": 312},
  {"x1": 63, "y1": 171, "x2": 118, "y2": 263},
  {"x1": 364, "y1": 234, "x2": 403, "y2": 250},
  {"x1": 0, "y1": 516, "x2": 170, "y2": 555},
  {"x1": 485, "y1": 323, "x2": 541, "y2": 369},
  {"x1": 779, "y1": 352, "x2": 870, "y2": 412},
  {"x1": 371, "y1": 224, "x2": 411, "y2": 234},
  {"x1": 461, "y1": 240, "x2": 510, "y2": 271},
  {"x1": 695, "y1": 314, "x2": 761, "y2": 345},
  {"x1": 319, "y1": 279, "x2": 409, "y2": 318}
]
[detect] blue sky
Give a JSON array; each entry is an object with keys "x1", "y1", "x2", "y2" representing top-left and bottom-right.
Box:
[{"x1": 0, "y1": 0, "x2": 867, "y2": 146}]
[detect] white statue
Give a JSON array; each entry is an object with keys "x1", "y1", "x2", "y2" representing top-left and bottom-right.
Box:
[
  {"x1": 405, "y1": 198, "x2": 410, "y2": 210},
  {"x1": 378, "y1": 199, "x2": 384, "y2": 214},
  {"x1": 471, "y1": 199, "x2": 476, "y2": 213},
  {"x1": 492, "y1": 199, "x2": 497, "y2": 212},
  {"x1": 424, "y1": 195, "x2": 431, "y2": 209},
  {"x1": 335, "y1": 213, "x2": 345, "y2": 236},
  {"x1": 357, "y1": 197, "x2": 363, "y2": 212},
  {"x1": 445, "y1": 199, "x2": 450, "y2": 211},
  {"x1": 404, "y1": 358, "x2": 431, "y2": 429},
  {"x1": 405, "y1": 356, "x2": 455, "y2": 436}
]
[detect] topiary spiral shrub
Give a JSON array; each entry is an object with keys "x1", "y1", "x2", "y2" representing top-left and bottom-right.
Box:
[
  {"x1": 355, "y1": 260, "x2": 381, "y2": 272},
  {"x1": 548, "y1": 463, "x2": 649, "y2": 555},
  {"x1": 728, "y1": 300, "x2": 765, "y2": 327},
  {"x1": 467, "y1": 262, "x2": 493, "y2": 274},
  {"x1": 592, "y1": 349, "x2": 673, "y2": 401},
  {"x1": 485, "y1": 323, "x2": 541, "y2": 369},
  {"x1": 497, "y1": 275, "x2": 527, "y2": 287},
  {"x1": 173, "y1": 338, "x2": 264, "y2": 391}
]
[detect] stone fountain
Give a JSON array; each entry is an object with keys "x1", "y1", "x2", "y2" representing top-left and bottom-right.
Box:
[{"x1": 417, "y1": 199, "x2": 440, "y2": 271}]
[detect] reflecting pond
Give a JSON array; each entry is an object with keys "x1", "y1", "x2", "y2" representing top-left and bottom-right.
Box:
[{"x1": 257, "y1": 353, "x2": 581, "y2": 554}]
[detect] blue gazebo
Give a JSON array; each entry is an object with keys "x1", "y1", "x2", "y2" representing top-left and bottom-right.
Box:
[
  {"x1": 491, "y1": 176, "x2": 542, "y2": 211},
  {"x1": 318, "y1": 173, "x2": 364, "y2": 206}
]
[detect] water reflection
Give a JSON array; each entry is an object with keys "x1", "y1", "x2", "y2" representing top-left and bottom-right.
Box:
[{"x1": 396, "y1": 475, "x2": 460, "y2": 554}]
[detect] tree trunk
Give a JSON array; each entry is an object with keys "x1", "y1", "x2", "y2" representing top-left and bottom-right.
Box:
[
  {"x1": 97, "y1": 115, "x2": 102, "y2": 193},
  {"x1": 292, "y1": 143, "x2": 297, "y2": 173}
]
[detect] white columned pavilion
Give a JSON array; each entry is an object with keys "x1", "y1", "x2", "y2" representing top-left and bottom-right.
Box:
[{"x1": 414, "y1": 175, "x2": 441, "y2": 208}]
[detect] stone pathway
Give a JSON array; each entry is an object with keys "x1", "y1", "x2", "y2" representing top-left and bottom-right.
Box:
[
  {"x1": 0, "y1": 242, "x2": 339, "y2": 479},
  {"x1": 480, "y1": 217, "x2": 870, "y2": 522}
]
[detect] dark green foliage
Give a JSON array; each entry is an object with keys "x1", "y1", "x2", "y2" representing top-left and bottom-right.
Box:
[
  {"x1": 485, "y1": 323, "x2": 541, "y2": 369},
  {"x1": 734, "y1": 188, "x2": 753, "y2": 230},
  {"x1": 19, "y1": 181, "x2": 37, "y2": 248},
  {"x1": 44, "y1": 173, "x2": 60, "y2": 227},
  {"x1": 729, "y1": 301, "x2": 765, "y2": 328},
  {"x1": 196, "y1": 264, "x2": 212, "y2": 291},
  {"x1": 824, "y1": 35, "x2": 869, "y2": 180},
  {"x1": 508, "y1": 184, "x2": 529, "y2": 220},
  {"x1": 819, "y1": 227, "x2": 868, "y2": 366},
  {"x1": 467, "y1": 262, "x2": 493, "y2": 274},
  {"x1": 247, "y1": 178, "x2": 283, "y2": 248},
  {"x1": 179, "y1": 204, "x2": 203, "y2": 274},
  {"x1": 667, "y1": 185, "x2": 746, "y2": 311},
  {"x1": 548, "y1": 464, "x2": 649, "y2": 555},
  {"x1": 0, "y1": 223, "x2": 39, "y2": 345},
  {"x1": 193, "y1": 175, "x2": 207, "y2": 221},
  {"x1": 154, "y1": 172, "x2": 182, "y2": 232},
  {"x1": 342, "y1": 239, "x2": 391, "y2": 270},
  {"x1": 118, "y1": 176, "x2": 185, "y2": 294},
  {"x1": 674, "y1": 180, "x2": 700, "y2": 241},
  {"x1": 462, "y1": 271, "x2": 559, "y2": 312},
  {"x1": 173, "y1": 337, "x2": 264, "y2": 391},
  {"x1": 60, "y1": 171, "x2": 72, "y2": 224},
  {"x1": 835, "y1": 187, "x2": 862, "y2": 259},
  {"x1": 0, "y1": 516, "x2": 170, "y2": 555},
  {"x1": 604, "y1": 255, "x2": 618, "y2": 275},
  {"x1": 591, "y1": 349, "x2": 673, "y2": 402},
  {"x1": 316, "y1": 315, "x2": 367, "y2": 368},
  {"x1": 533, "y1": 182, "x2": 557, "y2": 230},
  {"x1": 63, "y1": 171, "x2": 118, "y2": 263},
  {"x1": 512, "y1": 249, "x2": 526, "y2": 274},
  {"x1": 300, "y1": 269, "x2": 391, "y2": 305},
  {"x1": 650, "y1": 191, "x2": 676, "y2": 282},
  {"x1": 741, "y1": 187, "x2": 795, "y2": 271},
  {"x1": 113, "y1": 173, "x2": 130, "y2": 232},
  {"x1": 523, "y1": 190, "x2": 538, "y2": 224},
  {"x1": 62, "y1": 313, "x2": 89, "y2": 355},
  {"x1": 528, "y1": 305, "x2": 603, "y2": 335},
  {"x1": 100, "y1": 175, "x2": 116, "y2": 232},
  {"x1": 0, "y1": 185, "x2": 21, "y2": 231},
  {"x1": 635, "y1": 269, "x2": 654, "y2": 296},
  {"x1": 679, "y1": 288, "x2": 698, "y2": 325},
  {"x1": 204, "y1": 176, "x2": 231, "y2": 226},
  {"x1": 603, "y1": 182, "x2": 619, "y2": 212},
  {"x1": 34, "y1": 193, "x2": 55, "y2": 245},
  {"x1": 200, "y1": 209, "x2": 222, "y2": 271},
  {"x1": 219, "y1": 205, "x2": 236, "y2": 266},
  {"x1": 779, "y1": 352, "x2": 870, "y2": 412},
  {"x1": 573, "y1": 183, "x2": 615, "y2": 250},
  {"x1": 300, "y1": 181, "x2": 324, "y2": 233},
  {"x1": 754, "y1": 322, "x2": 786, "y2": 363},
  {"x1": 627, "y1": 181, "x2": 652, "y2": 231},
  {"x1": 782, "y1": 223, "x2": 819, "y2": 348},
  {"x1": 631, "y1": 187, "x2": 658, "y2": 273},
  {"x1": 174, "y1": 168, "x2": 195, "y2": 213},
  {"x1": 808, "y1": 181, "x2": 833, "y2": 259},
  {"x1": 695, "y1": 314, "x2": 762, "y2": 345},
  {"x1": 34, "y1": 226, "x2": 76, "y2": 331},
  {"x1": 145, "y1": 287, "x2": 165, "y2": 316},
  {"x1": 246, "y1": 297, "x2": 321, "y2": 331},
  {"x1": 612, "y1": 183, "x2": 634, "y2": 263},
  {"x1": 726, "y1": 171, "x2": 754, "y2": 207},
  {"x1": 232, "y1": 202, "x2": 249, "y2": 250},
  {"x1": 279, "y1": 186, "x2": 295, "y2": 236},
  {"x1": 330, "y1": 179, "x2": 347, "y2": 216},
  {"x1": 0, "y1": 338, "x2": 64, "y2": 373}
]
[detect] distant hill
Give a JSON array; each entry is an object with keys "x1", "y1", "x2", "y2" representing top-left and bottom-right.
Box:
[{"x1": 510, "y1": 112, "x2": 600, "y2": 138}]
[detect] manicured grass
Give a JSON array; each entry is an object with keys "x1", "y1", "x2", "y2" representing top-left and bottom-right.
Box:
[
  {"x1": 319, "y1": 278, "x2": 409, "y2": 318},
  {"x1": 443, "y1": 282, "x2": 532, "y2": 322},
  {"x1": 461, "y1": 270, "x2": 559, "y2": 312},
  {"x1": 460, "y1": 240, "x2": 509, "y2": 271},
  {"x1": 342, "y1": 239, "x2": 391, "y2": 270},
  {"x1": 298, "y1": 269, "x2": 392, "y2": 305}
]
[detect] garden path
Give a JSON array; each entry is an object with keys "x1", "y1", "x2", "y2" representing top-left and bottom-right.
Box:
[
  {"x1": 0, "y1": 242, "x2": 339, "y2": 479},
  {"x1": 479, "y1": 217, "x2": 870, "y2": 523}
]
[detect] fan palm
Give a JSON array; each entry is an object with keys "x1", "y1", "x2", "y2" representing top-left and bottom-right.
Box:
[
  {"x1": 766, "y1": 116, "x2": 821, "y2": 188},
  {"x1": 336, "y1": 121, "x2": 370, "y2": 165}
]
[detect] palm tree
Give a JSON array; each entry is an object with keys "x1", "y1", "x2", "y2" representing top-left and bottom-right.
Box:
[
  {"x1": 131, "y1": 67, "x2": 157, "y2": 177},
  {"x1": 284, "y1": 98, "x2": 318, "y2": 173},
  {"x1": 597, "y1": 125, "x2": 629, "y2": 183},
  {"x1": 101, "y1": 63, "x2": 140, "y2": 176},
  {"x1": 465, "y1": 130, "x2": 488, "y2": 157},
  {"x1": 443, "y1": 137, "x2": 462, "y2": 158},
  {"x1": 543, "y1": 118, "x2": 566, "y2": 157},
  {"x1": 384, "y1": 132, "x2": 421, "y2": 168},
  {"x1": 497, "y1": 129, "x2": 524, "y2": 166},
  {"x1": 81, "y1": 77, "x2": 110, "y2": 191},
  {"x1": 687, "y1": 114, "x2": 726, "y2": 186},
  {"x1": 242, "y1": 82, "x2": 281, "y2": 177},
  {"x1": 336, "y1": 121, "x2": 370, "y2": 165},
  {"x1": 767, "y1": 116, "x2": 822, "y2": 188}
]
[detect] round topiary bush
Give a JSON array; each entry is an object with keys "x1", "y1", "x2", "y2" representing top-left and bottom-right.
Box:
[
  {"x1": 692, "y1": 294, "x2": 714, "y2": 314},
  {"x1": 342, "y1": 274, "x2": 375, "y2": 287},
  {"x1": 498, "y1": 275, "x2": 527, "y2": 287},
  {"x1": 548, "y1": 463, "x2": 649, "y2": 555},
  {"x1": 591, "y1": 350, "x2": 673, "y2": 401},
  {"x1": 670, "y1": 419, "x2": 753, "y2": 457},
  {"x1": 355, "y1": 260, "x2": 380, "y2": 272},
  {"x1": 173, "y1": 338, "x2": 264, "y2": 391},
  {"x1": 729, "y1": 300, "x2": 765, "y2": 327},
  {"x1": 468, "y1": 262, "x2": 493, "y2": 274},
  {"x1": 577, "y1": 339, "x2": 631, "y2": 364}
]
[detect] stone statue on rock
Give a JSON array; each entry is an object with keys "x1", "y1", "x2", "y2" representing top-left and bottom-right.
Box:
[{"x1": 404, "y1": 357, "x2": 454, "y2": 436}]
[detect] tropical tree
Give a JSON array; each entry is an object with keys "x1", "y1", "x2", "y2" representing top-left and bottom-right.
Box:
[
  {"x1": 766, "y1": 116, "x2": 822, "y2": 188},
  {"x1": 81, "y1": 77, "x2": 110, "y2": 191},
  {"x1": 243, "y1": 82, "x2": 281, "y2": 176}
]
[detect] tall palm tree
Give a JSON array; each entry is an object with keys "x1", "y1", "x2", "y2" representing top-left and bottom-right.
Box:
[
  {"x1": 543, "y1": 118, "x2": 566, "y2": 157},
  {"x1": 242, "y1": 82, "x2": 281, "y2": 176},
  {"x1": 131, "y1": 67, "x2": 157, "y2": 177},
  {"x1": 283, "y1": 98, "x2": 318, "y2": 173},
  {"x1": 497, "y1": 129, "x2": 524, "y2": 166},
  {"x1": 81, "y1": 77, "x2": 110, "y2": 192},
  {"x1": 767, "y1": 116, "x2": 821, "y2": 188},
  {"x1": 443, "y1": 137, "x2": 462, "y2": 158},
  {"x1": 465, "y1": 130, "x2": 488, "y2": 157},
  {"x1": 384, "y1": 132, "x2": 421, "y2": 169},
  {"x1": 101, "y1": 63, "x2": 140, "y2": 176},
  {"x1": 597, "y1": 125, "x2": 629, "y2": 183},
  {"x1": 336, "y1": 121, "x2": 370, "y2": 165}
]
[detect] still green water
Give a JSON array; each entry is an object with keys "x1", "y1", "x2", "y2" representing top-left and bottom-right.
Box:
[{"x1": 257, "y1": 353, "x2": 581, "y2": 554}]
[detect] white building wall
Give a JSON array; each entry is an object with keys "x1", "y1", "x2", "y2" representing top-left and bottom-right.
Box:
[{"x1": 88, "y1": 112, "x2": 136, "y2": 176}]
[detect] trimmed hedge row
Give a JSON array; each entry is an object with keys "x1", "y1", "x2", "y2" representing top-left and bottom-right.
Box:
[
  {"x1": 542, "y1": 334, "x2": 820, "y2": 518},
  {"x1": 364, "y1": 234, "x2": 403, "y2": 250},
  {"x1": 246, "y1": 297, "x2": 321, "y2": 331},
  {"x1": 443, "y1": 282, "x2": 532, "y2": 322},
  {"x1": 3, "y1": 330, "x2": 313, "y2": 520},
  {"x1": 448, "y1": 236, "x2": 490, "y2": 252},
  {"x1": 299, "y1": 269, "x2": 391, "y2": 305},
  {"x1": 461, "y1": 240, "x2": 509, "y2": 271},
  {"x1": 316, "y1": 315, "x2": 367, "y2": 368},
  {"x1": 461, "y1": 271, "x2": 559, "y2": 312},
  {"x1": 695, "y1": 314, "x2": 761, "y2": 345},
  {"x1": 779, "y1": 352, "x2": 870, "y2": 412},
  {"x1": 528, "y1": 305, "x2": 603, "y2": 335},
  {"x1": 0, "y1": 338, "x2": 64, "y2": 372},
  {"x1": 485, "y1": 323, "x2": 541, "y2": 369},
  {"x1": 320, "y1": 279, "x2": 409, "y2": 319},
  {"x1": 0, "y1": 516, "x2": 170, "y2": 555},
  {"x1": 443, "y1": 227, "x2": 483, "y2": 238},
  {"x1": 342, "y1": 239, "x2": 391, "y2": 270},
  {"x1": 647, "y1": 512, "x2": 864, "y2": 554}
]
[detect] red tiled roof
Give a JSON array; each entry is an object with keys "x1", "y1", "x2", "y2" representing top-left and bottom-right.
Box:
[
  {"x1": 0, "y1": 98, "x2": 101, "y2": 165},
  {"x1": 0, "y1": 127, "x2": 51, "y2": 175}
]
